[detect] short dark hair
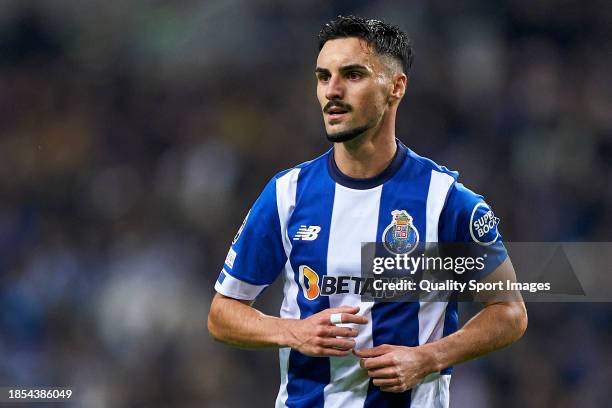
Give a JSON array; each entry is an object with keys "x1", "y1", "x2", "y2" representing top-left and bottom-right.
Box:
[{"x1": 318, "y1": 15, "x2": 413, "y2": 75}]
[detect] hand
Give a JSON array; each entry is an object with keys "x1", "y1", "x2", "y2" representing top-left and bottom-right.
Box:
[
  {"x1": 354, "y1": 344, "x2": 437, "y2": 393},
  {"x1": 284, "y1": 306, "x2": 368, "y2": 357}
]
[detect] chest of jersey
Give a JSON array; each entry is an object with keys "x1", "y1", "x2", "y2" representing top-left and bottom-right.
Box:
[{"x1": 287, "y1": 182, "x2": 428, "y2": 302}]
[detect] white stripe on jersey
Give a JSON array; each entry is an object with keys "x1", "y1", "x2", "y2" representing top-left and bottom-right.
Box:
[
  {"x1": 417, "y1": 170, "x2": 455, "y2": 345},
  {"x1": 425, "y1": 170, "x2": 455, "y2": 243},
  {"x1": 275, "y1": 168, "x2": 300, "y2": 408},
  {"x1": 411, "y1": 373, "x2": 451, "y2": 408},
  {"x1": 411, "y1": 170, "x2": 455, "y2": 408},
  {"x1": 276, "y1": 347, "x2": 291, "y2": 408},
  {"x1": 277, "y1": 168, "x2": 301, "y2": 254},
  {"x1": 323, "y1": 184, "x2": 381, "y2": 408}
]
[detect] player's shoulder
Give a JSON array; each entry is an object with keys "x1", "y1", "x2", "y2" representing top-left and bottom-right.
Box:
[
  {"x1": 401, "y1": 143, "x2": 502, "y2": 245},
  {"x1": 439, "y1": 174, "x2": 502, "y2": 245},
  {"x1": 445, "y1": 180, "x2": 487, "y2": 212},
  {"x1": 270, "y1": 149, "x2": 330, "y2": 181},
  {"x1": 437, "y1": 177, "x2": 501, "y2": 245},
  {"x1": 403, "y1": 144, "x2": 485, "y2": 205},
  {"x1": 403, "y1": 144, "x2": 459, "y2": 180}
]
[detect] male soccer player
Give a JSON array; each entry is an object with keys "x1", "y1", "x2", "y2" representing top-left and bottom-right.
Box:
[{"x1": 208, "y1": 15, "x2": 527, "y2": 408}]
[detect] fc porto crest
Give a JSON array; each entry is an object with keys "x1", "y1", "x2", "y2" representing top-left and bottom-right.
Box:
[{"x1": 382, "y1": 210, "x2": 419, "y2": 255}]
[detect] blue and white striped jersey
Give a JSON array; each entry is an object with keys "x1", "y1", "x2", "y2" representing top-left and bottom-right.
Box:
[{"x1": 215, "y1": 140, "x2": 507, "y2": 408}]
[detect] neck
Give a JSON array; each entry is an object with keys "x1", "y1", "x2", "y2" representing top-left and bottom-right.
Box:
[{"x1": 333, "y1": 111, "x2": 397, "y2": 179}]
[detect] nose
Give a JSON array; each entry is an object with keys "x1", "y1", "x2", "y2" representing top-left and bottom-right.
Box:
[{"x1": 325, "y1": 75, "x2": 344, "y2": 101}]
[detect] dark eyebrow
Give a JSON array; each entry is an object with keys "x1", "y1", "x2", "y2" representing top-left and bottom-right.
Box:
[
  {"x1": 339, "y1": 64, "x2": 369, "y2": 73},
  {"x1": 315, "y1": 64, "x2": 371, "y2": 76}
]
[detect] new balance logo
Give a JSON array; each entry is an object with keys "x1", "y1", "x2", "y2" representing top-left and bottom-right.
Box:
[{"x1": 293, "y1": 225, "x2": 321, "y2": 241}]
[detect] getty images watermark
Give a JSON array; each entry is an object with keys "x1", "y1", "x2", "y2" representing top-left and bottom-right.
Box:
[
  {"x1": 295, "y1": 242, "x2": 611, "y2": 303},
  {"x1": 352, "y1": 242, "x2": 612, "y2": 302},
  {"x1": 369, "y1": 251, "x2": 550, "y2": 296}
]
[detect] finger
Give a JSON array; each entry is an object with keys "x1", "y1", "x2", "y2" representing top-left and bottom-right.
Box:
[
  {"x1": 319, "y1": 307, "x2": 360, "y2": 325},
  {"x1": 317, "y1": 347, "x2": 352, "y2": 357},
  {"x1": 329, "y1": 305, "x2": 360, "y2": 315},
  {"x1": 326, "y1": 326, "x2": 358, "y2": 338},
  {"x1": 354, "y1": 344, "x2": 393, "y2": 358},
  {"x1": 373, "y1": 378, "x2": 401, "y2": 387},
  {"x1": 337, "y1": 313, "x2": 368, "y2": 325},
  {"x1": 360, "y1": 355, "x2": 393, "y2": 370},
  {"x1": 319, "y1": 337, "x2": 356, "y2": 351},
  {"x1": 367, "y1": 367, "x2": 397, "y2": 379}
]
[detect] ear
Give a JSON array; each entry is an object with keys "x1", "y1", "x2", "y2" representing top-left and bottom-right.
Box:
[{"x1": 388, "y1": 72, "x2": 407, "y2": 103}]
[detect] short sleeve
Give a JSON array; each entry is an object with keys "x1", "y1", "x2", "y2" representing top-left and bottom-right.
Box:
[
  {"x1": 214, "y1": 176, "x2": 287, "y2": 300},
  {"x1": 438, "y1": 182, "x2": 508, "y2": 281}
]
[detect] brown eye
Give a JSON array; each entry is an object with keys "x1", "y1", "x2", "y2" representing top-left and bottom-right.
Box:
[
  {"x1": 318, "y1": 74, "x2": 330, "y2": 83},
  {"x1": 347, "y1": 71, "x2": 362, "y2": 80}
]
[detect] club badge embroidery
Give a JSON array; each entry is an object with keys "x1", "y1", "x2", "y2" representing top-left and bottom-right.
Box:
[{"x1": 382, "y1": 210, "x2": 419, "y2": 255}]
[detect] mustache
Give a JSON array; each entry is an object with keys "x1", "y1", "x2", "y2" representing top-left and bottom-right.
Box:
[{"x1": 323, "y1": 101, "x2": 352, "y2": 113}]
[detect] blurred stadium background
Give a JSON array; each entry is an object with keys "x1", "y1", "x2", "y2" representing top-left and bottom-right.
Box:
[{"x1": 0, "y1": 0, "x2": 610, "y2": 407}]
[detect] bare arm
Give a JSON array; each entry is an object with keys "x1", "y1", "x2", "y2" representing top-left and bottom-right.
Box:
[
  {"x1": 207, "y1": 293, "x2": 285, "y2": 349},
  {"x1": 207, "y1": 293, "x2": 368, "y2": 356},
  {"x1": 421, "y1": 257, "x2": 527, "y2": 370},
  {"x1": 356, "y1": 257, "x2": 527, "y2": 393}
]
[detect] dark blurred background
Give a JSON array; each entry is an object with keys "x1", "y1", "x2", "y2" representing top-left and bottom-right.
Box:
[{"x1": 0, "y1": 0, "x2": 610, "y2": 407}]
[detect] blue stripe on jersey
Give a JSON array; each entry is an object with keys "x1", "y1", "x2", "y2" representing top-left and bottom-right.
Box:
[
  {"x1": 217, "y1": 270, "x2": 226, "y2": 284},
  {"x1": 365, "y1": 148, "x2": 432, "y2": 408},
  {"x1": 440, "y1": 301, "x2": 458, "y2": 376},
  {"x1": 286, "y1": 155, "x2": 335, "y2": 408}
]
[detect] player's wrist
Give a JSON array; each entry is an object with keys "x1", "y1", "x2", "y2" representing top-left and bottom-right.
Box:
[
  {"x1": 418, "y1": 343, "x2": 446, "y2": 374},
  {"x1": 275, "y1": 318, "x2": 301, "y2": 349}
]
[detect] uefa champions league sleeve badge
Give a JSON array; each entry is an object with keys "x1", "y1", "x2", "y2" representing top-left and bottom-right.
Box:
[{"x1": 382, "y1": 210, "x2": 420, "y2": 255}]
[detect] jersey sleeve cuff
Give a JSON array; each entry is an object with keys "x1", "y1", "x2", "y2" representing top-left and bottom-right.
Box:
[{"x1": 214, "y1": 269, "x2": 268, "y2": 300}]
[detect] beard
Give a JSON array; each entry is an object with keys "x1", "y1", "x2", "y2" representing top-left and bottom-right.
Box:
[{"x1": 325, "y1": 124, "x2": 372, "y2": 143}]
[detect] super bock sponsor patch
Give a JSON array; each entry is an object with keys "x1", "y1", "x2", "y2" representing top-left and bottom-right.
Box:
[{"x1": 469, "y1": 202, "x2": 500, "y2": 246}]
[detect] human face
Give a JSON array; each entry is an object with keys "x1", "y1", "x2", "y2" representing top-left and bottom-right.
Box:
[{"x1": 316, "y1": 37, "x2": 393, "y2": 143}]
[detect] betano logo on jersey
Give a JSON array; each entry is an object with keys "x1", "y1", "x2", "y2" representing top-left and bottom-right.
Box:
[
  {"x1": 298, "y1": 265, "x2": 320, "y2": 299},
  {"x1": 382, "y1": 210, "x2": 419, "y2": 255},
  {"x1": 298, "y1": 265, "x2": 411, "y2": 300}
]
